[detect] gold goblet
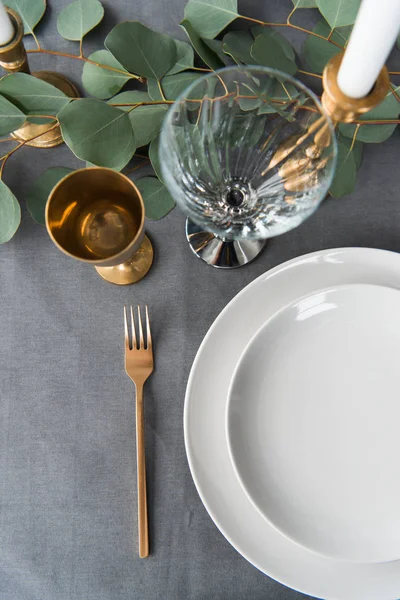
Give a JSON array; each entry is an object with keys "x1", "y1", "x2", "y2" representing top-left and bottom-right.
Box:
[{"x1": 46, "y1": 167, "x2": 154, "y2": 285}]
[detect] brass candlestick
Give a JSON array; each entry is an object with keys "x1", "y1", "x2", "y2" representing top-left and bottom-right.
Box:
[
  {"x1": 0, "y1": 7, "x2": 79, "y2": 148},
  {"x1": 271, "y1": 52, "x2": 390, "y2": 193},
  {"x1": 321, "y1": 52, "x2": 390, "y2": 124}
]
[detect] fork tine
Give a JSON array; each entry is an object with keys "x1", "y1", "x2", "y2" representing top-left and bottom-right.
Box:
[
  {"x1": 124, "y1": 306, "x2": 129, "y2": 349},
  {"x1": 138, "y1": 306, "x2": 144, "y2": 349},
  {"x1": 130, "y1": 306, "x2": 136, "y2": 350},
  {"x1": 145, "y1": 306, "x2": 152, "y2": 350}
]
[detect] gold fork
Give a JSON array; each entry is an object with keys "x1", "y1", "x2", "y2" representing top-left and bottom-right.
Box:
[{"x1": 124, "y1": 305, "x2": 154, "y2": 558}]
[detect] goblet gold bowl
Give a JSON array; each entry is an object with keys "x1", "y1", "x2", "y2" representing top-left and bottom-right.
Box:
[{"x1": 46, "y1": 167, "x2": 153, "y2": 285}]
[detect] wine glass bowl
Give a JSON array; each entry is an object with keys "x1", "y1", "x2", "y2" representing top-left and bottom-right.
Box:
[{"x1": 159, "y1": 66, "x2": 337, "y2": 267}]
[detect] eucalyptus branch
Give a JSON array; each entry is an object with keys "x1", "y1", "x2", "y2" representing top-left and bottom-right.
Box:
[
  {"x1": 239, "y1": 14, "x2": 343, "y2": 49},
  {"x1": 27, "y1": 48, "x2": 143, "y2": 81}
]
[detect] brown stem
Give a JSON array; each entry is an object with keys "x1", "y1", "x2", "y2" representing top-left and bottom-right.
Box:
[
  {"x1": 109, "y1": 100, "x2": 174, "y2": 107},
  {"x1": 240, "y1": 14, "x2": 344, "y2": 49},
  {"x1": 353, "y1": 119, "x2": 400, "y2": 125},
  {"x1": 390, "y1": 85, "x2": 400, "y2": 102},
  {"x1": 0, "y1": 123, "x2": 59, "y2": 178},
  {"x1": 157, "y1": 80, "x2": 167, "y2": 101},
  {"x1": 298, "y1": 70, "x2": 323, "y2": 79},
  {"x1": 27, "y1": 48, "x2": 143, "y2": 81}
]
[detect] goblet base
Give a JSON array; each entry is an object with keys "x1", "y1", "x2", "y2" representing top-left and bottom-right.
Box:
[
  {"x1": 95, "y1": 235, "x2": 154, "y2": 285},
  {"x1": 186, "y1": 219, "x2": 266, "y2": 269}
]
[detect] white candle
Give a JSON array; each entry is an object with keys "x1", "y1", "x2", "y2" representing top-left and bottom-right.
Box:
[
  {"x1": 0, "y1": 2, "x2": 14, "y2": 46},
  {"x1": 337, "y1": 0, "x2": 400, "y2": 99}
]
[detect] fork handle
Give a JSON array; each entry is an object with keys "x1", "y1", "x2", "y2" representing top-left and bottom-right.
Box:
[{"x1": 135, "y1": 384, "x2": 149, "y2": 558}]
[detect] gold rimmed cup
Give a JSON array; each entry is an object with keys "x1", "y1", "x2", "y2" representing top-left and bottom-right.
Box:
[{"x1": 45, "y1": 167, "x2": 154, "y2": 285}]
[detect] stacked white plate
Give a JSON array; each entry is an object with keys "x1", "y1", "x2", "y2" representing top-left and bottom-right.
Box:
[{"x1": 184, "y1": 248, "x2": 400, "y2": 600}]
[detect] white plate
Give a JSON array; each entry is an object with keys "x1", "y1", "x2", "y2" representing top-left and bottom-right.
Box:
[
  {"x1": 227, "y1": 284, "x2": 400, "y2": 564},
  {"x1": 184, "y1": 248, "x2": 400, "y2": 600}
]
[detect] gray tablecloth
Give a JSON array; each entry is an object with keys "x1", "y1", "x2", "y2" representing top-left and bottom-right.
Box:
[{"x1": 1, "y1": 1, "x2": 399, "y2": 599}]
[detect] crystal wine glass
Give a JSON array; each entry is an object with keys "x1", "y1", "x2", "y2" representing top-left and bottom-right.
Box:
[{"x1": 159, "y1": 66, "x2": 337, "y2": 268}]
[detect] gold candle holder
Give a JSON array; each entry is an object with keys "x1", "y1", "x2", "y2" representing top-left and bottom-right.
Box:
[
  {"x1": 0, "y1": 7, "x2": 79, "y2": 148},
  {"x1": 46, "y1": 167, "x2": 154, "y2": 285},
  {"x1": 321, "y1": 52, "x2": 390, "y2": 124}
]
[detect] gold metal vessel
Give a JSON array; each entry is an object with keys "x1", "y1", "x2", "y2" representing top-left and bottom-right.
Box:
[
  {"x1": 0, "y1": 7, "x2": 79, "y2": 148},
  {"x1": 46, "y1": 168, "x2": 154, "y2": 285}
]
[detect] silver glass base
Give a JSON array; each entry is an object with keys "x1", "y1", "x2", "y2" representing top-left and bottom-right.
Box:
[{"x1": 185, "y1": 219, "x2": 267, "y2": 269}]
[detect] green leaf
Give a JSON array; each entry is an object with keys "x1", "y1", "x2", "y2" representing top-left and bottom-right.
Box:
[
  {"x1": 109, "y1": 92, "x2": 168, "y2": 148},
  {"x1": 0, "y1": 95, "x2": 25, "y2": 135},
  {"x1": 27, "y1": 167, "x2": 73, "y2": 225},
  {"x1": 251, "y1": 32, "x2": 297, "y2": 75},
  {"x1": 339, "y1": 86, "x2": 400, "y2": 143},
  {"x1": 105, "y1": 22, "x2": 177, "y2": 80},
  {"x1": 180, "y1": 19, "x2": 224, "y2": 69},
  {"x1": 7, "y1": 0, "x2": 46, "y2": 35},
  {"x1": 149, "y1": 136, "x2": 163, "y2": 182},
  {"x1": 203, "y1": 39, "x2": 230, "y2": 64},
  {"x1": 397, "y1": 34, "x2": 400, "y2": 50},
  {"x1": 167, "y1": 39, "x2": 195, "y2": 75},
  {"x1": 329, "y1": 140, "x2": 357, "y2": 198},
  {"x1": 303, "y1": 20, "x2": 349, "y2": 74},
  {"x1": 58, "y1": 99, "x2": 136, "y2": 169},
  {"x1": 337, "y1": 132, "x2": 363, "y2": 169},
  {"x1": 0, "y1": 73, "x2": 71, "y2": 119},
  {"x1": 57, "y1": 0, "x2": 104, "y2": 41},
  {"x1": 0, "y1": 181, "x2": 21, "y2": 244},
  {"x1": 316, "y1": 0, "x2": 361, "y2": 28},
  {"x1": 148, "y1": 72, "x2": 204, "y2": 103},
  {"x1": 183, "y1": 0, "x2": 238, "y2": 39},
  {"x1": 291, "y1": 0, "x2": 317, "y2": 7},
  {"x1": 222, "y1": 31, "x2": 254, "y2": 64},
  {"x1": 135, "y1": 177, "x2": 175, "y2": 220},
  {"x1": 82, "y1": 50, "x2": 130, "y2": 99}
]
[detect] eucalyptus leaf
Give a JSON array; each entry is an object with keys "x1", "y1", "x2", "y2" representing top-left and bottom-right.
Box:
[
  {"x1": 339, "y1": 86, "x2": 400, "y2": 143},
  {"x1": 58, "y1": 99, "x2": 136, "y2": 169},
  {"x1": 0, "y1": 95, "x2": 25, "y2": 135},
  {"x1": 7, "y1": 0, "x2": 46, "y2": 35},
  {"x1": 148, "y1": 72, "x2": 203, "y2": 101},
  {"x1": 338, "y1": 132, "x2": 363, "y2": 169},
  {"x1": 105, "y1": 22, "x2": 177, "y2": 80},
  {"x1": 183, "y1": 0, "x2": 238, "y2": 39},
  {"x1": 0, "y1": 180, "x2": 21, "y2": 244},
  {"x1": 316, "y1": 0, "x2": 361, "y2": 28},
  {"x1": 303, "y1": 20, "x2": 350, "y2": 73},
  {"x1": 82, "y1": 50, "x2": 130, "y2": 99},
  {"x1": 135, "y1": 177, "x2": 175, "y2": 220},
  {"x1": 251, "y1": 33, "x2": 297, "y2": 75},
  {"x1": 27, "y1": 167, "x2": 73, "y2": 225},
  {"x1": 252, "y1": 27, "x2": 296, "y2": 63},
  {"x1": 291, "y1": 0, "x2": 317, "y2": 7},
  {"x1": 167, "y1": 40, "x2": 195, "y2": 75},
  {"x1": 57, "y1": 0, "x2": 104, "y2": 41},
  {"x1": 180, "y1": 19, "x2": 224, "y2": 69},
  {"x1": 109, "y1": 90, "x2": 151, "y2": 105},
  {"x1": 222, "y1": 31, "x2": 254, "y2": 64},
  {"x1": 110, "y1": 93, "x2": 168, "y2": 148},
  {"x1": 203, "y1": 39, "x2": 231, "y2": 64},
  {"x1": 149, "y1": 136, "x2": 163, "y2": 182},
  {"x1": 329, "y1": 140, "x2": 357, "y2": 198},
  {"x1": 0, "y1": 73, "x2": 71, "y2": 119}
]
